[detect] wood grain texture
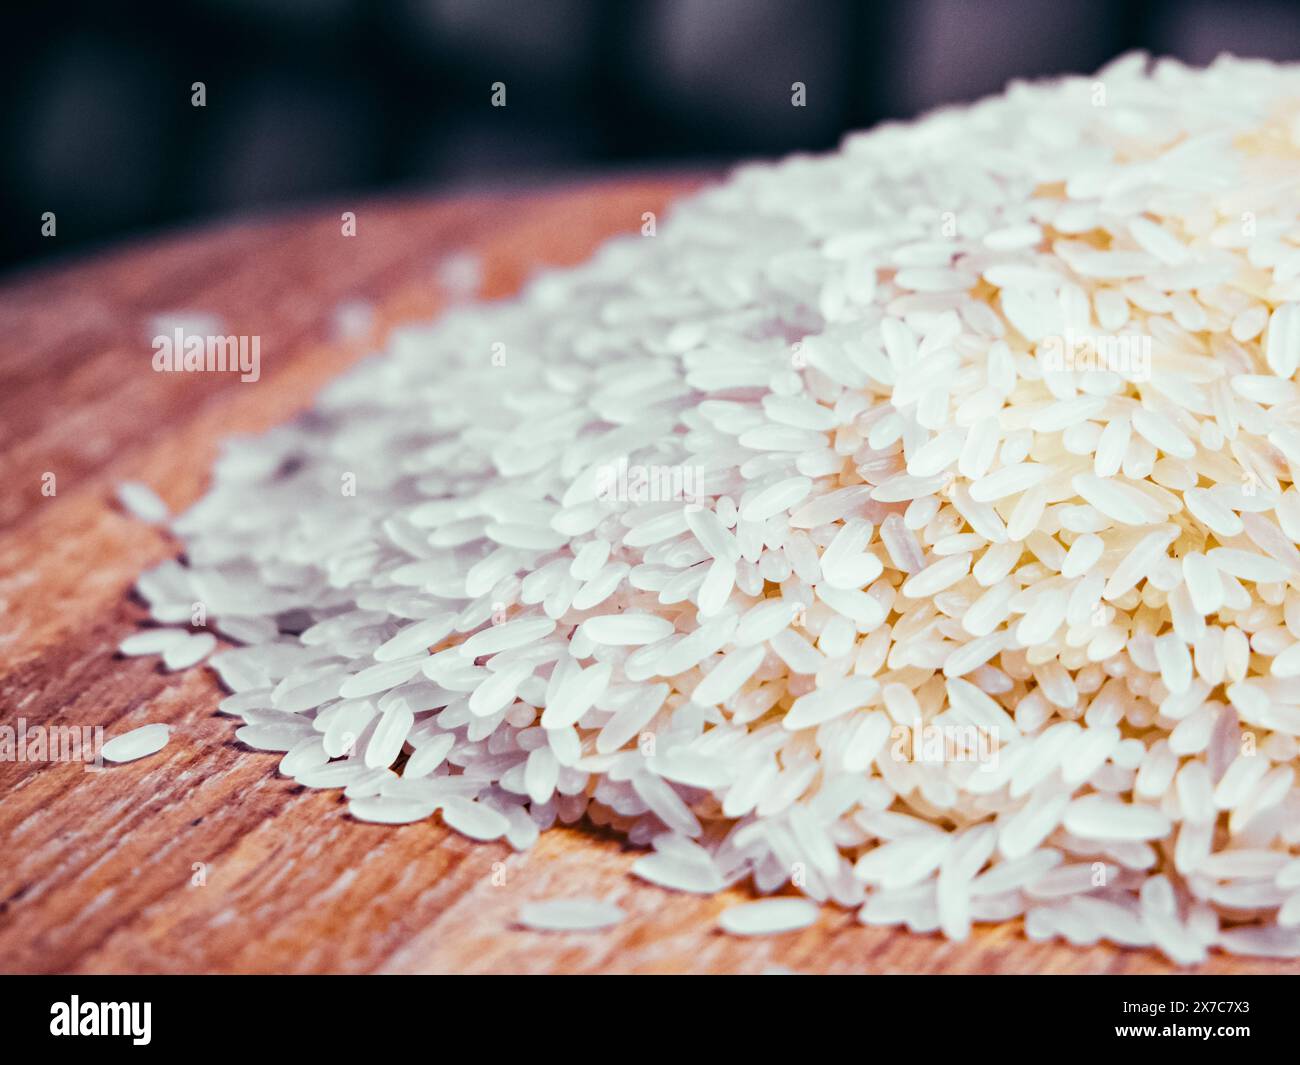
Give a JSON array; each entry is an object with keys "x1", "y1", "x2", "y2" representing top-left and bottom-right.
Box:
[{"x1": 0, "y1": 179, "x2": 1293, "y2": 974}]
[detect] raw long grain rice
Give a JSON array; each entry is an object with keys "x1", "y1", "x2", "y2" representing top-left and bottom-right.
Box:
[{"x1": 120, "y1": 54, "x2": 1300, "y2": 966}]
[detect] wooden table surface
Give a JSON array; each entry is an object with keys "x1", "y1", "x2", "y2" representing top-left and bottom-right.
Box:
[{"x1": 1, "y1": 178, "x2": 1293, "y2": 975}]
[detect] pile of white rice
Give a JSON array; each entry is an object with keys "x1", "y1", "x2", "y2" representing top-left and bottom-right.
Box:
[{"x1": 126, "y1": 54, "x2": 1300, "y2": 964}]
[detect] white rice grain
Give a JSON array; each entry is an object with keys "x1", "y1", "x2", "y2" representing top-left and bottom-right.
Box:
[
  {"x1": 517, "y1": 898, "x2": 626, "y2": 932},
  {"x1": 718, "y1": 898, "x2": 819, "y2": 936},
  {"x1": 101, "y1": 723, "x2": 171, "y2": 764}
]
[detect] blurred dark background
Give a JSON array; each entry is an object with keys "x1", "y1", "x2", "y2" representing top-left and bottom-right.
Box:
[{"x1": 4, "y1": 0, "x2": 1300, "y2": 275}]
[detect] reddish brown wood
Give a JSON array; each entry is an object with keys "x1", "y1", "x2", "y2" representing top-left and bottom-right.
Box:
[{"x1": 0, "y1": 180, "x2": 1292, "y2": 973}]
